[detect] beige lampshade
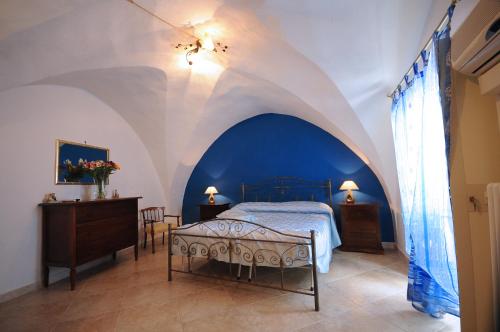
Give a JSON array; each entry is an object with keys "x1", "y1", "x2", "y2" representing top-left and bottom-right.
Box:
[
  {"x1": 339, "y1": 180, "x2": 359, "y2": 191},
  {"x1": 204, "y1": 186, "x2": 218, "y2": 195}
]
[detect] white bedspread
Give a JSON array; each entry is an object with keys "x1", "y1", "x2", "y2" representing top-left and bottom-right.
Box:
[{"x1": 172, "y1": 201, "x2": 341, "y2": 273}]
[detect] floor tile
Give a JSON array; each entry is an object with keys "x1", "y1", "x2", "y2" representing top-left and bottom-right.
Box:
[
  {"x1": 115, "y1": 302, "x2": 182, "y2": 332},
  {"x1": 325, "y1": 267, "x2": 407, "y2": 305},
  {"x1": 51, "y1": 311, "x2": 119, "y2": 332},
  {"x1": 360, "y1": 294, "x2": 461, "y2": 332},
  {"x1": 62, "y1": 289, "x2": 124, "y2": 322},
  {"x1": 297, "y1": 307, "x2": 406, "y2": 332}
]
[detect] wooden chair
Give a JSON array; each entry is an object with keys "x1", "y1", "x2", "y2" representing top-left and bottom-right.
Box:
[{"x1": 140, "y1": 207, "x2": 180, "y2": 254}]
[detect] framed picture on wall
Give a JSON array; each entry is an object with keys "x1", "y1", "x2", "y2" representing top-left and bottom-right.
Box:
[{"x1": 55, "y1": 139, "x2": 109, "y2": 185}]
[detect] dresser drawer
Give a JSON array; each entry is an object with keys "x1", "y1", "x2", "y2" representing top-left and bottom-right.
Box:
[
  {"x1": 344, "y1": 232, "x2": 380, "y2": 248},
  {"x1": 343, "y1": 205, "x2": 377, "y2": 221},
  {"x1": 344, "y1": 219, "x2": 377, "y2": 233},
  {"x1": 76, "y1": 200, "x2": 137, "y2": 223},
  {"x1": 76, "y1": 215, "x2": 137, "y2": 264}
]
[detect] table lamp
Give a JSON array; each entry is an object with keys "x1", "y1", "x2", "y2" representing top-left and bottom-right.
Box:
[
  {"x1": 204, "y1": 186, "x2": 218, "y2": 205},
  {"x1": 339, "y1": 180, "x2": 359, "y2": 204}
]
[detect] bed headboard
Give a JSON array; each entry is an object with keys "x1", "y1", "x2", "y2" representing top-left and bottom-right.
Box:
[{"x1": 241, "y1": 177, "x2": 333, "y2": 207}]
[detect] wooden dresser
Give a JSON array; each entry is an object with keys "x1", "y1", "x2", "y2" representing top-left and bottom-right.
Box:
[
  {"x1": 338, "y1": 203, "x2": 384, "y2": 254},
  {"x1": 39, "y1": 197, "x2": 141, "y2": 290}
]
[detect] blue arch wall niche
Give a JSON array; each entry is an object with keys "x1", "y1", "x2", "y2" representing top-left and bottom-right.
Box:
[{"x1": 182, "y1": 113, "x2": 394, "y2": 242}]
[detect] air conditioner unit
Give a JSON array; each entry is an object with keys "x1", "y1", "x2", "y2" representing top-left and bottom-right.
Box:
[{"x1": 452, "y1": 4, "x2": 499, "y2": 77}]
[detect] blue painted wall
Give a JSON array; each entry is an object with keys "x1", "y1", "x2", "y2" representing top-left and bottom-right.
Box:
[{"x1": 182, "y1": 114, "x2": 394, "y2": 242}]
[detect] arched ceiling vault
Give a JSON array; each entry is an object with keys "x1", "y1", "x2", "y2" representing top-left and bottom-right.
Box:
[
  {"x1": 0, "y1": 0, "x2": 451, "y2": 215},
  {"x1": 168, "y1": 68, "x2": 395, "y2": 213},
  {"x1": 31, "y1": 66, "x2": 169, "y2": 198}
]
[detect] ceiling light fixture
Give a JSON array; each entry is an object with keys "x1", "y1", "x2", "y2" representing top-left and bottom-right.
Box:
[
  {"x1": 126, "y1": 0, "x2": 229, "y2": 67},
  {"x1": 175, "y1": 32, "x2": 228, "y2": 65}
]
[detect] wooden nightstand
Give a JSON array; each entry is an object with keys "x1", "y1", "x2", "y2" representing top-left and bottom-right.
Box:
[
  {"x1": 199, "y1": 203, "x2": 230, "y2": 221},
  {"x1": 338, "y1": 203, "x2": 384, "y2": 254}
]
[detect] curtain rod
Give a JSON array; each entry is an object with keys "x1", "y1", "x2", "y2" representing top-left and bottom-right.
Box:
[{"x1": 387, "y1": 0, "x2": 458, "y2": 98}]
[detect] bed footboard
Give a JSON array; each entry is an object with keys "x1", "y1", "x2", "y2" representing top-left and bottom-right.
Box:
[{"x1": 167, "y1": 220, "x2": 320, "y2": 311}]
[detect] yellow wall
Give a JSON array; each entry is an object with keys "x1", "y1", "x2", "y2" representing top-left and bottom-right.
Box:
[{"x1": 451, "y1": 71, "x2": 500, "y2": 332}]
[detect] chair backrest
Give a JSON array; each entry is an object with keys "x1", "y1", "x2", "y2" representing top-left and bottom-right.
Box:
[{"x1": 140, "y1": 207, "x2": 165, "y2": 226}]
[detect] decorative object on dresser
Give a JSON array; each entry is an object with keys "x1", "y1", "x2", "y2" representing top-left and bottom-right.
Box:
[
  {"x1": 39, "y1": 197, "x2": 141, "y2": 290},
  {"x1": 199, "y1": 202, "x2": 230, "y2": 221},
  {"x1": 55, "y1": 139, "x2": 108, "y2": 185},
  {"x1": 82, "y1": 160, "x2": 120, "y2": 199},
  {"x1": 339, "y1": 180, "x2": 359, "y2": 204},
  {"x1": 43, "y1": 193, "x2": 57, "y2": 203},
  {"x1": 338, "y1": 203, "x2": 384, "y2": 254},
  {"x1": 204, "y1": 186, "x2": 219, "y2": 205},
  {"x1": 140, "y1": 207, "x2": 180, "y2": 254}
]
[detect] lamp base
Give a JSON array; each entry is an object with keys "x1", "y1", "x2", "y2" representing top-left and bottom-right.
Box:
[
  {"x1": 345, "y1": 191, "x2": 355, "y2": 204},
  {"x1": 209, "y1": 194, "x2": 215, "y2": 205}
]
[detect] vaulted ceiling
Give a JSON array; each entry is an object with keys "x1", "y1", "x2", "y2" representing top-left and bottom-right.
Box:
[{"x1": 0, "y1": 0, "x2": 460, "y2": 222}]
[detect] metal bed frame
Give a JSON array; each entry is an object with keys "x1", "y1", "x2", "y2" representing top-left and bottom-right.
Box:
[
  {"x1": 167, "y1": 177, "x2": 333, "y2": 311},
  {"x1": 241, "y1": 176, "x2": 333, "y2": 206}
]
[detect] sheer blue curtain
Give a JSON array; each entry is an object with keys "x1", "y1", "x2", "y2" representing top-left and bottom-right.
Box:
[{"x1": 391, "y1": 7, "x2": 459, "y2": 318}]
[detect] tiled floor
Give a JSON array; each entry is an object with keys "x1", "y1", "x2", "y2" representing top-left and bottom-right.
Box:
[{"x1": 0, "y1": 245, "x2": 460, "y2": 332}]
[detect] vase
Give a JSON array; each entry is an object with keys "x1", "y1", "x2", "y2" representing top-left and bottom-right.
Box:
[{"x1": 94, "y1": 177, "x2": 107, "y2": 199}]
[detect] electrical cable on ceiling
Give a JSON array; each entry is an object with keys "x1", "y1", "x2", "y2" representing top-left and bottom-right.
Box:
[{"x1": 126, "y1": 0, "x2": 196, "y2": 39}]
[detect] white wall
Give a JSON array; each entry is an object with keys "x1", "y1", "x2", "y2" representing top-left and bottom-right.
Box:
[
  {"x1": 450, "y1": 72, "x2": 500, "y2": 332},
  {"x1": 0, "y1": 85, "x2": 165, "y2": 297}
]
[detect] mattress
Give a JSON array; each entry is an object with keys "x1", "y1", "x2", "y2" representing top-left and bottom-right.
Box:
[{"x1": 172, "y1": 201, "x2": 341, "y2": 273}]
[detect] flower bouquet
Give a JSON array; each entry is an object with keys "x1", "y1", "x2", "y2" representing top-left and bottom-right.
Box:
[{"x1": 82, "y1": 160, "x2": 120, "y2": 199}]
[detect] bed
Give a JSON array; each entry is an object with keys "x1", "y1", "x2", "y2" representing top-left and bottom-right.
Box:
[{"x1": 167, "y1": 177, "x2": 341, "y2": 311}]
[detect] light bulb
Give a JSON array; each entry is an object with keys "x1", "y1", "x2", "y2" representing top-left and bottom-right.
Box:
[{"x1": 200, "y1": 32, "x2": 214, "y2": 51}]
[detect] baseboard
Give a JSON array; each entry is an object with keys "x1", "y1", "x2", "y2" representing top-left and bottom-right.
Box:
[
  {"x1": 399, "y1": 248, "x2": 409, "y2": 261},
  {"x1": 382, "y1": 242, "x2": 397, "y2": 250},
  {"x1": 0, "y1": 283, "x2": 38, "y2": 303},
  {"x1": 0, "y1": 255, "x2": 116, "y2": 304}
]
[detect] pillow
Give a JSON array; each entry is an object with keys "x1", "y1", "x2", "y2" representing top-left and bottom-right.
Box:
[
  {"x1": 217, "y1": 208, "x2": 257, "y2": 222},
  {"x1": 234, "y1": 201, "x2": 333, "y2": 214}
]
